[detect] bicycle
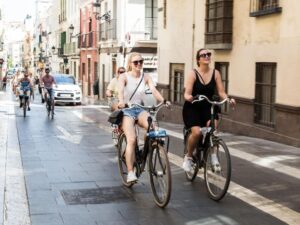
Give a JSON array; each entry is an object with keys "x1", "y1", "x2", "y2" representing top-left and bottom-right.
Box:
[
  {"x1": 21, "y1": 88, "x2": 30, "y2": 117},
  {"x1": 44, "y1": 88, "x2": 55, "y2": 119},
  {"x1": 183, "y1": 95, "x2": 232, "y2": 201},
  {"x1": 116, "y1": 102, "x2": 172, "y2": 208}
]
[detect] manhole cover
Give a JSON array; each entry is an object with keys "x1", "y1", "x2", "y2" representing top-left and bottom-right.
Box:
[{"x1": 61, "y1": 186, "x2": 134, "y2": 205}]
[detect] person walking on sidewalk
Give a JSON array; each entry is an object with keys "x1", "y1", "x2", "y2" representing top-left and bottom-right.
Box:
[
  {"x1": 117, "y1": 52, "x2": 171, "y2": 183},
  {"x1": 182, "y1": 48, "x2": 236, "y2": 172},
  {"x1": 106, "y1": 66, "x2": 126, "y2": 111}
]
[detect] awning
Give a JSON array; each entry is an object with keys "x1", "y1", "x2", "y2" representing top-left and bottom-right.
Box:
[{"x1": 129, "y1": 40, "x2": 157, "y2": 54}]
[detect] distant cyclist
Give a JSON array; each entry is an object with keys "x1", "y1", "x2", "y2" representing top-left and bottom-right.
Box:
[
  {"x1": 41, "y1": 67, "x2": 56, "y2": 105},
  {"x1": 18, "y1": 71, "x2": 32, "y2": 110}
]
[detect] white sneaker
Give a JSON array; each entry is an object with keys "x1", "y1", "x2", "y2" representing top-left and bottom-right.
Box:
[
  {"x1": 211, "y1": 153, "x2": 221, "y2": 172},
  {"x1": 127, "y1": 171, "x2": 138, "y2": 183},
  {"x1": 182, "y1": 156, "x2": 193, "y2": 172}
]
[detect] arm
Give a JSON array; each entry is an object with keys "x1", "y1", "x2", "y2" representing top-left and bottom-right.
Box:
[
  {"x1": 106, "y1": 80, "x2": 114, "y2": 97},
  {"x1": 146, "y1": 74, "x2": 164, "y2": 102},
  {"x1": 117, "y1": 74, "x2": 126, "y2": 108},
  {"x1": 184, "y1": 70, "x2": 196, "y2": 102}
]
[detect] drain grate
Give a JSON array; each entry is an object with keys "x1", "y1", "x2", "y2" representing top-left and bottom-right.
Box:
[{"x1": 61, "y1": 186, "x2": 134, "y2": 205}]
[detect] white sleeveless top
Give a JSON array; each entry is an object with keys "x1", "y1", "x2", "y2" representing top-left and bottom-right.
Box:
[{"x1": 124, "y1": 72, "x2": 146, "y2": 105}]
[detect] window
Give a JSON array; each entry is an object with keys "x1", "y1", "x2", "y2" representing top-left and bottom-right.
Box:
[
  {"x1": 254, "y1": 63, "x2": 276, "y2": 127},
  {"x1": 205, "y1": 0, "x2": 233, "y2": 49},
  {"x1": 215, "y1": 62, "x2": 229, "y2": 113},
  {"x1": 170, "y1": 64, "x2": 184, "y2": 104},
  {"x1": 250, "y1": 0, "x2": 282, "y2": 17},
  {"x1": 145, "y1": 0, "x2": 158, "y2": 39}
]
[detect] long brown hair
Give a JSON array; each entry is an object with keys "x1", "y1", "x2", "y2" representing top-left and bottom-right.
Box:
[{"x1": 126, "y1": 52, "x2": 142, "y2": 72}]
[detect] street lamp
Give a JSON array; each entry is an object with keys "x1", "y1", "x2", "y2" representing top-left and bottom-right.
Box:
[{"x1": 93, "y1": 0, "x2": 111, "y2": 22}]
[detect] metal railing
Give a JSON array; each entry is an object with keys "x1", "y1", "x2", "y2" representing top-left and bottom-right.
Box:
[
  {"x1": 250, "y1": 0, "x2": 282, "y2": 17},
  {"x1": 99, "y1": 19, "x2": 117, "y2": 41}
]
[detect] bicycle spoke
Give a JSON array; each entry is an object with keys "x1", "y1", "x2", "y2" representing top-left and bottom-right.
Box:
[{"x1": 149, "y1": 143, "x2": 171, "y2": 208}]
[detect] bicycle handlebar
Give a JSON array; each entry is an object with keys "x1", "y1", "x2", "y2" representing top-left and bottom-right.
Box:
[
  {"x1": 192, "y1": 95, "x2": 229, "y2": 105},
  {"x1": 131, "y1": 100, "x2": 168, "y2": 112}
]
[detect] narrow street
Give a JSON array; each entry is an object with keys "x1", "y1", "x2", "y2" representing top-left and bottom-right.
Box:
[{"x1": 0, "y1": 86, "x2": 299, "y2": 225}]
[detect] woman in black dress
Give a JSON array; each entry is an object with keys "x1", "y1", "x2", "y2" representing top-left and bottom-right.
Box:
[{"x1": 182, "y1": 48, "x2": 236, "y2": 172}]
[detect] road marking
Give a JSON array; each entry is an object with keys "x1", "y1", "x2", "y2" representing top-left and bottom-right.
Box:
[
  {"x1": 57, "y1": 125, "x2": 82, "y2": 144},
  {"x1": 162, "y1": 127, "x2": 300, "y2": 180},
  {"x1": 168, "y1": 152, "x2": 300, "y2": 225}
]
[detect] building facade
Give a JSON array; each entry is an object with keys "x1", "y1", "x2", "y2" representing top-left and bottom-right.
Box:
[
  {"x1": 157, "y1": 0, "x2": 300, "y2": 147},
  {"x1": 96, "y1": 0, "x2": 158, "y2": 99},
  {"x1": 79, "y1": 1, "x2": 98, "y2": 96}
]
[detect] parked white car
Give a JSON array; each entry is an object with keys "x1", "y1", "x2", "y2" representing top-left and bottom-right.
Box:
[{"x1": 52, "y1": 74, "x2": 82, "y2": 105}]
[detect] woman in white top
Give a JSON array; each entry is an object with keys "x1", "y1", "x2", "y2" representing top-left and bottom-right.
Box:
[{"x1": 118, "y1": 52, "x2": 170, "y2": 183}]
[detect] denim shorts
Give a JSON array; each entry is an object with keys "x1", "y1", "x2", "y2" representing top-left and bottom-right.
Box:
[{"x1": 122, "y1": 106, "x2": 144, "y2": 120}]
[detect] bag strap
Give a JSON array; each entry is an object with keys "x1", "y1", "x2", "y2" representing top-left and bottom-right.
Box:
[
  {"x1": 129, "y1": 73, "x2": 144, "y2": 101},
  {"x1": 194, "y1": 69, "x2": 205, "y2": 85}
]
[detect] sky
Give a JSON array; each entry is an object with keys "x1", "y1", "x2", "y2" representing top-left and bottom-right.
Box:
[{"x1": 3, "y1": 0, "x2": 36, "y2": 22}]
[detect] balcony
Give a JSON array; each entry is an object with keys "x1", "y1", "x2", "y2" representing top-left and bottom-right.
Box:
[
  {"x1": 64, "y1": 42, "x2": 77, "y2": 55},
  {"x1": 250, "y1": 0, "x2": 282, "y2": 17},
  {"x1": 145, "y1": 18, "x2": 157, "y2": 40},
  {"x1": 99, "y1": 19, "x2": 117, "y2": 41},
  {"x1": 57, "y1": 47, "x2": 64, "y2": 57}
]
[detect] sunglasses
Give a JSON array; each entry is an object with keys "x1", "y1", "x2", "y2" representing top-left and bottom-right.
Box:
[
  {"x1": 132, "y1": 59, "x2": 144, "y2": 66},
  {"x1": 199, "y1": 52, "x2": 212, "y2": 58},
  {"x1": 118, "y1": 70, "x2": 125, "y2": 74}
]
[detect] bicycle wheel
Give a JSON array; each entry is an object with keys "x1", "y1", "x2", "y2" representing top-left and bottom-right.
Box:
[
  {"x1": 204, "y1": 139, "x2": 231, "y2": 201},
  {"x1": 51, "y1": 101, "x2": 54, "y2": 119},
  {"x1": 149, "y1": 142, "x2": 171, "y2": 208},
  {"x1": 23, "y1": 98, "x2": 27, "y2": 117},
  {"x1": 183, "y1": 133, "x2": 199, "y2": 181},
  {"x1": 117, "y1": 133, "x2": 134, "y2": 188},
  {"x1": 47, "y1": 100, "x2": 51, "y2": 117}
]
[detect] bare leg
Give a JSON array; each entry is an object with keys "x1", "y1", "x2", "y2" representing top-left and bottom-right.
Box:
[
  {"x1": 186, "y1": 126, "x2": 201, "y2": 157},
  {"x1": 122, "y1": 116, "x2": 137, "y2": 172}
]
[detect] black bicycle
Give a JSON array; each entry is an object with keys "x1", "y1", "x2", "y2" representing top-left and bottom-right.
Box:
[
  {"x1": 117, "y1": 102, "x2": 172, "y2": 208},
  {"x1": 183, "y1": 95, "x2": 232, "y2": 201},
  {"x1": 45, "y1": 88, "x2": 54, "y2": 119},
  {"x1": 22, "y1": 88, "x2": 30, "y2": 117}
]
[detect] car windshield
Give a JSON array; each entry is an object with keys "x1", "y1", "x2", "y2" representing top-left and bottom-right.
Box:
[{"x1": 55, "y1": 76, "x2": 75, "y2": 84}]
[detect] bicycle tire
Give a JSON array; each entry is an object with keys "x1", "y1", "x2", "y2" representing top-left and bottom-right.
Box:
[
  {"x1": 183, "y1": 132, "x2": 199, "y2": 182},
  {"x1": 51, "y1": 101, "x2": 54, "y2": 119},
  {"x1": 149, "y1": 142, "x2": 172, "y2": 208},
  {"x1": 117, "y1": 133, "x2": 134, "y2": 188},
  {"x1": 204, "y1": 139, "x2": 231, "y2": 201},
  {"x1": 23, "y1": 98, "x2": 27, "y2": 117}
]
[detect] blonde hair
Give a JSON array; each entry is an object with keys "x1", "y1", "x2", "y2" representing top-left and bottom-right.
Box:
[{"x1": 126, "y1": 52, "x2": 142, "y2": 72}]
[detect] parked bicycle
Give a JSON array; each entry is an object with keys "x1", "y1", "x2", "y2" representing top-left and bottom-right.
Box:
[
  {"x1": 183, "y1": 95, "x2": 232, "y2": 201},
  {"x1": 116, "y1": 102, "x2": 172, "y2": 208}
]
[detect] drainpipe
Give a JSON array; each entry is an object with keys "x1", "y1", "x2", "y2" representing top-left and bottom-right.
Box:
[{"x1": 191, "y1": 0, "x2": 196, "y2": 69}]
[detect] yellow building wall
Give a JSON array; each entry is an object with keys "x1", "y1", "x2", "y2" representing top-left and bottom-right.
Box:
[{"x1": 222, "y1": 0, "x2": 300, "y2": 106}]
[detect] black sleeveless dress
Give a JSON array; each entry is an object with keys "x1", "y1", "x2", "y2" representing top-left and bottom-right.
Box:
[{"x1": 182, "y1": 69, "x2": 217, "y2": 128}]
